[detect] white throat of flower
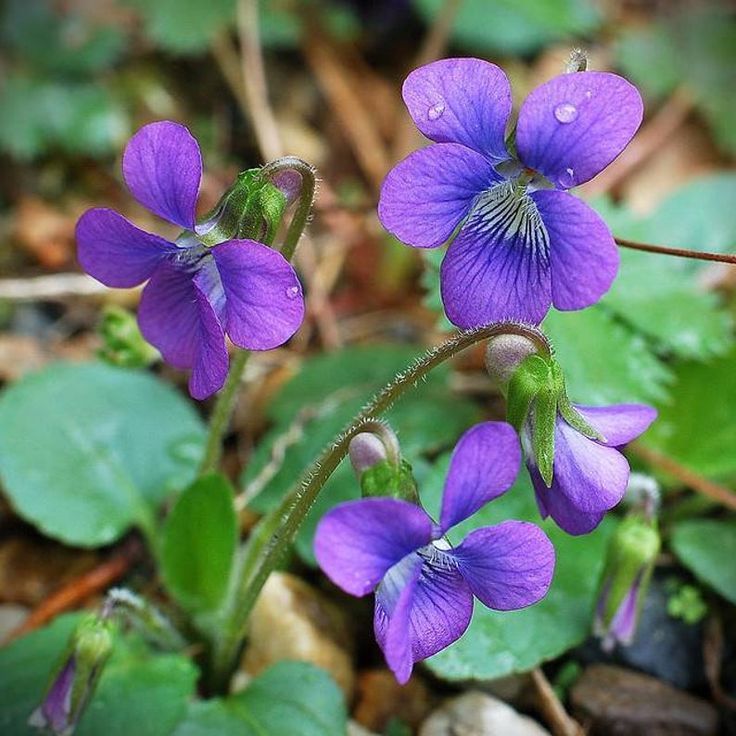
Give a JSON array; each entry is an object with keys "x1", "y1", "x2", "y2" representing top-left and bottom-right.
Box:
[{"x1": 468, "y1": 180, "x2": 550, "y2": 258}]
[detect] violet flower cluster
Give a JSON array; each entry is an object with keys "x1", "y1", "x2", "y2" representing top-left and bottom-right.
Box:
[
  {"x1": 77, "y1": 121, "x2": 305, "y2": 399},
  {"x1": 379, "y1": 58, "x2": 643, "y2": 327},
  {"x1": 315, "y1": 422, "x2": 555, "y2": 682},
  {"x1": 525, "y1": 402, "x2": 657, "y2": 535}
]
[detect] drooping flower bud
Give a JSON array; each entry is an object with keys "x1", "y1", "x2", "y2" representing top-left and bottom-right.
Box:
[
  {"x1": 348, "y1": 422, "x2": 418, "y2": 503},
  {"x1": 197, "y1": 168, "x2": 288, "y2": 246},
  {"x1": 29, "y1": 615, "x2": 114, "y2": 736},
  {"x1": 594, "y1": 511, "x2": 660, "y2": 651},
  {"x1": 484, "y1": 332, "x2": 541, "y2": 391}
]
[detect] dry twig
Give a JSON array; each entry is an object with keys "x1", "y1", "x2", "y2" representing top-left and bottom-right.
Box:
[{"x1": 530, "y1": 667, "x2": 585, "y2": 736}]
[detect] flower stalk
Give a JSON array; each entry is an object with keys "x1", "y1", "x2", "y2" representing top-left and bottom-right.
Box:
[{"x1": 207, "y1": 321, "x2": 549, "y2": 688}]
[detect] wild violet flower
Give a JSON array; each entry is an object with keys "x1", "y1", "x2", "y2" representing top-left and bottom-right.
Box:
[
  {"x1": 378, "y1": 58, "x2": 643, "y2": 327},
  {"x1": 315, "y1": 422, "x2": 555, "y2": 683},
  {"x1": 77, "y1": 121, "x2": 305, "y2": 399},
  {"x1": 525, "y1": 403, "x2": 657, "y2": 535}
]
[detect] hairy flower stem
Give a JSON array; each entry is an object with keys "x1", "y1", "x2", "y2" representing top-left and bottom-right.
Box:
[
  {"x1": 208, "y1": 321, "x2": 548, "y2": 689},
  {"x1": 198, "y1": 158, "x2": 317, "y2": 475}
]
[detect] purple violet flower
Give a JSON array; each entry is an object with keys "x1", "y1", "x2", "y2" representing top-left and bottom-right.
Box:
[
  {"x1": 315, "y1": 422, "x2": 555, "y2": 683},
  {"x1": 378, "y1": 58, "x2": 644, "y2": 327},
  {"x1": 525, "y1": 403, "x2": 657, "y2": 535},
  {"x1": 76, "y1": 121, "x2": 305, "y2": 399}
]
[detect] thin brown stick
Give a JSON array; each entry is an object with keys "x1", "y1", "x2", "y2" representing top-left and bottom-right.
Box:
[
  {"x1": 582, "y1": 87, "x2": 694, "y2": 196},
  {"x1": 4, "y1": 547, "x2": 138, "y2": 643},
  {"x1": 211, "y1": 32, "x2": 250, "y2": 116},
  {"x1": 615, "y1": 237, "x2": 736, "y2": 265},
  {"x1": 392, "y1": 0, "x2": 462, "y2": 161},
  {"x1": 530, "y1": 668, "x2": 584, "y2": 736},
  {"x1": 630, "y1": 443, "x2": 736, "y2": 511},
  {"x1": 236, "y1": 0, "x2": 283, "y2": 161},
  {"x1": 0, "y1": 274, "x2": 116, "y2": 301}
]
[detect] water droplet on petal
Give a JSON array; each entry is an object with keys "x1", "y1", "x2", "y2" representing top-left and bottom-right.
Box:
[
  {"x1": 558, "y1": 167, "x2": 576, "y2": 188},
  {"x1": 286, "y1": 285, "x2": 300, "y2": 299},
  {"x1": 554, "y1": 103, "x2": 578, "y2": 124},
  {"x1": 427, "y1": 102, "x2": 445, "y2": 121},
  {"x1": 585, "y1": 90, "x2": 593, "y2": 99}
]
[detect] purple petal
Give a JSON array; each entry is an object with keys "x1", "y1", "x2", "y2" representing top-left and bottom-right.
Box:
[
  {"x1": 607, "y1": 574, "x2": 641, "y2": 645},
  {"x1": 138, "y1": 261, "x2": 228, "y2": 399},
  {"x1": 516, "y1": 71, "x2": 643, "y2": 188},
  {"x1": 211, "y1": 239, "x2": 304, "y2": 350},
  {"x1": 122, "y1": 121, "x2": 202, "y2": 229},
  {"x1": 378, "y1": 143, "x2": 500, "y2": 249},
  {"x1": 314, "y1": 498, "x2": 433, "y2": 597},
  {"x1": 402, "y1": 58, "x2": 512, "y2": 161},
  {"x1": 440, "y1": 422, "x2": 521, "y2": 533},
  {"x1": 440, "y1": 192, "x2": 552, "y2": 327},
  {"x1": 374, "y1": 550, "x2": 473, "y2": 683},
  {"x1": 573, "y1": 403, "x2": 657, "y2": 446},
  {"x1": 38, "y1": 657, "x2": 75, "y2": 731},
  {"x1": 531, "y1": 190, "x2": 619, "y2": 311},
  {"x1": 527, "y1": 418, "x2": 630, "y2": 535},
  {"x1": 76, "y1": 208, "x2": 175, "y2": 287},
  {"x1": 450, "y1": 521, "x2": 555, "y2": 610},
  {"x1": 374, "y1": 554, "x2": 422, "y2": 684}
]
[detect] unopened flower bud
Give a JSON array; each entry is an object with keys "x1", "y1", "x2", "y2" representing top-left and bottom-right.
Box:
[
  {"x1": 348, "y1": 423, "x2": 417, "y2": 503},
  {"x1": 29, "y1": 615, "x2": 114, "y2": 736},
  {"x1": 594, "y1": 513, "x2": 660, "y2": 651},
  {"x1": 484, "y1": 333, "x2": 541, "y2": 391}
]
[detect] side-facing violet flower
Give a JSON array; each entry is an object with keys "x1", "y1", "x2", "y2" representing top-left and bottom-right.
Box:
[
  {"x1": 525, "y1": 403, "x2": 657, "y2": 535},
  {"x1": 315, "y1": 422, "x2": 555, "y2": 683},
  {"x1": 77, "y1": 121, "x2": 305, "y2": 399},
  {"x1": 378, "y1": 58, "x2": 643, "y2": 327}
]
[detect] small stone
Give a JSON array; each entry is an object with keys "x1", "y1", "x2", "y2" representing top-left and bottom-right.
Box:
[
  {"x1": 354, "y1": 669, "x2": 434, "y2": 732},
  {"x1": 420, "y1": 692, "x2": 551, "y2": 736},
  {"x1": 242, "y1": 572, "x2": 354, "y2": 697},
  {"x1": 570, "y1": 664, "x2": 718, "y2": 736},
  {"x1": 348, "y1": 721, "x2": 380, "y2": 736},
  {"x1": 0, "y1": 603, "x2": 28, "y2": 641}
]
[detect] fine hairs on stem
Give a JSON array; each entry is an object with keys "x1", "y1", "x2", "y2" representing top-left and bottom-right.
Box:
[{"x1": 207, "y1": 321, "x2": 548, "y2": 688}]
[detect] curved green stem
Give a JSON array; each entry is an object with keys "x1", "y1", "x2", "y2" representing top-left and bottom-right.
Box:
[
  {"x1": 209, "y1": 321, "x2": 546, "y2": 686},
  {"x1": 261, "y1": 156, "x2": 317, "y2": 261},
  {"x1": 198, "y1": 351, "x2": 250, "y2": 475}
]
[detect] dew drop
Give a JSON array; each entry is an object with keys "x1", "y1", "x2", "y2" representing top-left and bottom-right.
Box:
[
  {"x1": 427, "y1": 102, "x2": 445, "y2": 121},
  {"x1": 286, "y1": 285, "x2": 300, "y2": 299},
  {"x1": 554, "y1": 102, "x2": 578, "y2": 124},
  {"x1": 585, "y1": 89, "x2": 593, "y2": 99},
  {"x1": 558, "y1": 167, "x2": 576, "y2": 187}
]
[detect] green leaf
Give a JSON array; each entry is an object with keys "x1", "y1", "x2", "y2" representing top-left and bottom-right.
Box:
[
  {"x1": 421, "y1": 460, "x2": 615, "y2": 680},
  {"x1": 173, "y1": 662, "x2": 347, "y2": 736},
  {"x1": 412, "y1": 0, "x2": 600, "y2": 55},
  {"x1": 1, "y1": 0, "x2": 125, "y2": 76},
  {"x1": 543, "y1": 307, "x2": 673, "y2": 405},
  {"x1": 0, "y1": 74, "x2": 127, "y2": 159},
  {"x1": 243, "y1": 345, "x2": 480, "y2": 564},
  {"x1": 0, "y1": 362, "x2": 206, "y2": 547},
  {"x1": 644, "y1": 347, "x2": 736, "y2": 479},
  {"x1": 123, "y1": 0, "x2": 236, "y2": 53},
  {"x1": 671, "y1": 519, "x2": 736, "y2": 604},
  {"x1": 0, "y1": 615, "x2": 198, "y2": 736},
  {"x1": 162, "y1": 474, "x2": 238, "y2": 612},
  {"x1": 592, "y1": 178, "x2": 735, "y2": 361},
  {"x1": 616, "y1": 7, "x2": 736, "y2": 153}
]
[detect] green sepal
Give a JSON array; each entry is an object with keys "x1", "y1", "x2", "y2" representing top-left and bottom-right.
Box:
[
  {"x1": 531, "y1": 383, "x2": 559, "y2": 487},
  {"x1": 48, "y1": 614, "x2": 114, "y2": 727},
  {"x1": 197, "y1": 169, "x2": 287, "y2": 246},
  {"x1": 360, "y1": 459, "x2": 419, "y2": 504},
  {"x1": 506, "y1": 354, "x2": 553, "y2": 431},
  {"x1": 558, "y1": 392, "x2": 605, "y2": 442},
  {"x1": 600, "y1": 514, "x2": 660, "y2": 628}
]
